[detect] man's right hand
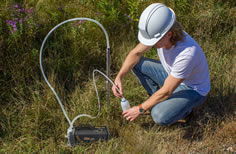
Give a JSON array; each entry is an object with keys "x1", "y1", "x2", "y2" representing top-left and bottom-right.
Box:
[{"x1": 112, "y1": 78, "x2": 123, "y2": 98}]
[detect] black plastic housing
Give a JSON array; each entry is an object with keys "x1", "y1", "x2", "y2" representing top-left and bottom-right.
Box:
[{"x1": 68, "y1": 125, "x2": 109, "y2": 146}]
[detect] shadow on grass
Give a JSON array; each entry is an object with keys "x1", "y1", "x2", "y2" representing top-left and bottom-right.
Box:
[{"x1": 181, "y1": 93, "x2": 235, "y2": 141}]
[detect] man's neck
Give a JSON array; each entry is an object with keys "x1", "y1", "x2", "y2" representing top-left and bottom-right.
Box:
[{"x1": 164, "y1": 41, "x2": 173, "y2": 50}]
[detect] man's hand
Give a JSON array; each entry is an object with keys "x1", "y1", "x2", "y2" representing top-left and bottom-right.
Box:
[
  {"x1": 112, "y1": 78, "x2": 123, "y2": 98},
  {"x1": 122, "y1": 106, "x2": 140, "y2": 121}
]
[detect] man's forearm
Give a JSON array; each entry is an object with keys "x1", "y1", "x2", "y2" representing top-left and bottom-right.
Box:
[
  {"x1": 117, "y1": 51, "x2": 141, "y2": 80},
  {"x1": 142, "y1": 87, "x2": 170, "y2": 111},
  {"x1": 142, "y1": 75, "x2": 184, "y2": 111},
  {"x1": 116, "y1": 43, "x2": 151, "y2": 80}
]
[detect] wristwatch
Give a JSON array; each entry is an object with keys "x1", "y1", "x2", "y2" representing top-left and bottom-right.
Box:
[{"x1": 139, "y1": 104, "x2": 145, "y2": 114}]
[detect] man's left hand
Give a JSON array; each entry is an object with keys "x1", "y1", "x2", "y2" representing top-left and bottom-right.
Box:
[{"x1": 122, "y1": 106, "x2": 140, "y2": 121}]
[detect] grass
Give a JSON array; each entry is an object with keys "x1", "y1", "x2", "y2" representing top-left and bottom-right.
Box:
[{"x1": 0, "y1": 0, "x2": 236, "y2": 153}]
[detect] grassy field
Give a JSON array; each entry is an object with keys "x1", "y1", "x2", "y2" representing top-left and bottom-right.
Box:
[{"x1": 0, "y1": 0, "x2": 235, "y2": 153}]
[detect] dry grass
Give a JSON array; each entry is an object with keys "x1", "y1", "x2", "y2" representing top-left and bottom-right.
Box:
[{"x1": 0, "y1": 0, "x2": 235, "y2": 153}]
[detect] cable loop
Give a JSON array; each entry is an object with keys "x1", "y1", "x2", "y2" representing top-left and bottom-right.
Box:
[{"x1": 39, "y1": 18, "x2": 110, "y2": 128}]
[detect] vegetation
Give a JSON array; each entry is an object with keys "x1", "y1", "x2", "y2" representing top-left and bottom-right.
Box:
[{"x1": 0, "y1": 0, "x2": 235, "y2": 153}]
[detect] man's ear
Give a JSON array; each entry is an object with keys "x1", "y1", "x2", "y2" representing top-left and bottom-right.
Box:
[{"x1": 166, "y1": 31, "x2": 173, "y2": 39}]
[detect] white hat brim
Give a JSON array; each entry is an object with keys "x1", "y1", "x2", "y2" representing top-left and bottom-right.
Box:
[{"x1": 138, "y1": 31, "x2": 161, "y2": 46}]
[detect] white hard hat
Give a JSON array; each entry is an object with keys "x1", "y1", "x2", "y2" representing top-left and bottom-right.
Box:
[{"x1": 138, "y1": 3, "x2": 176, "y2": 46}]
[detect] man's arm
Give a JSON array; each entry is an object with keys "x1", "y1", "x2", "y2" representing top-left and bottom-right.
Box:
[
  {"x1": 112, "y1": 43, "x2": 151, "y2": 97},
  {"x1": 123, "y1": 75, "x2": 184, "y2": 121},
  {"x1": 116, "y1": 43, "x2": 151, "y2": 79},
  {"x1": 142, "y1": 75, "x2": 184, "y2": 111}
]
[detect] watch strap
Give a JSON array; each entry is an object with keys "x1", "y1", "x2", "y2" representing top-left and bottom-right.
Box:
[{"x1": 139, "y1": 104, "x2": 145, "y2": 113}]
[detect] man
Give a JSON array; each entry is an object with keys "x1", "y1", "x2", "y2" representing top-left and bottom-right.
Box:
[{"x1": 112, "y1": 3, "x2": 210, "y2": 125}]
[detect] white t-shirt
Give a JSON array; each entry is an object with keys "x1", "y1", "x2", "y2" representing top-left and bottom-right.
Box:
[{"x1": 157, "y1": 32, "x2": 210, "y2": 96}]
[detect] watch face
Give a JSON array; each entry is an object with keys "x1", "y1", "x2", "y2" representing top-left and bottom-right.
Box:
[{"x1": 139, "y1": 108, "x2": 145, "y2": 113}]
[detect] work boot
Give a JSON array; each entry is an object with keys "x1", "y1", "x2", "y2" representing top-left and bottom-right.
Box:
[{"x1": 177, "y1": 111, "x2": 194, "y2": 124}]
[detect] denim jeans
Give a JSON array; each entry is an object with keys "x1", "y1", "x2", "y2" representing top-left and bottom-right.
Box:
[{"x1": 132, "y1": 57, "x2": 206, "y2": 125}]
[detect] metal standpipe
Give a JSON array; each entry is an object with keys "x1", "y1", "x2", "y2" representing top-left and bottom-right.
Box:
[
  {"x1": 106, "y1": 47, "x2": 111, "y2": 105},
  {"x1": 39, "y1": 18, "x2": 110, "y2": 129}
]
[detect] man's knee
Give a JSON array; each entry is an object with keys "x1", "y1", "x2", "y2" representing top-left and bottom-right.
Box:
[{"x1": 151, "y1": 111, "x2": 172, "y2": 126}]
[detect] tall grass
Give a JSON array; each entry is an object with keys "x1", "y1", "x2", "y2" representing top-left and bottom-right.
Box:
[{"x1": 0, "y1": 0, "x2": 235, "y2": 153}]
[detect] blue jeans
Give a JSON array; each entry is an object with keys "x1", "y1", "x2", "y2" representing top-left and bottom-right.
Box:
[{"x1": 132, "y1": 57, "x2": 206, "y2": 125}]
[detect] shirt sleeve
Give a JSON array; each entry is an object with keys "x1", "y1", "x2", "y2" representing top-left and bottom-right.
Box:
[{"x1": 170, "y1": 49, "x2": 196, "y2": 79}]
